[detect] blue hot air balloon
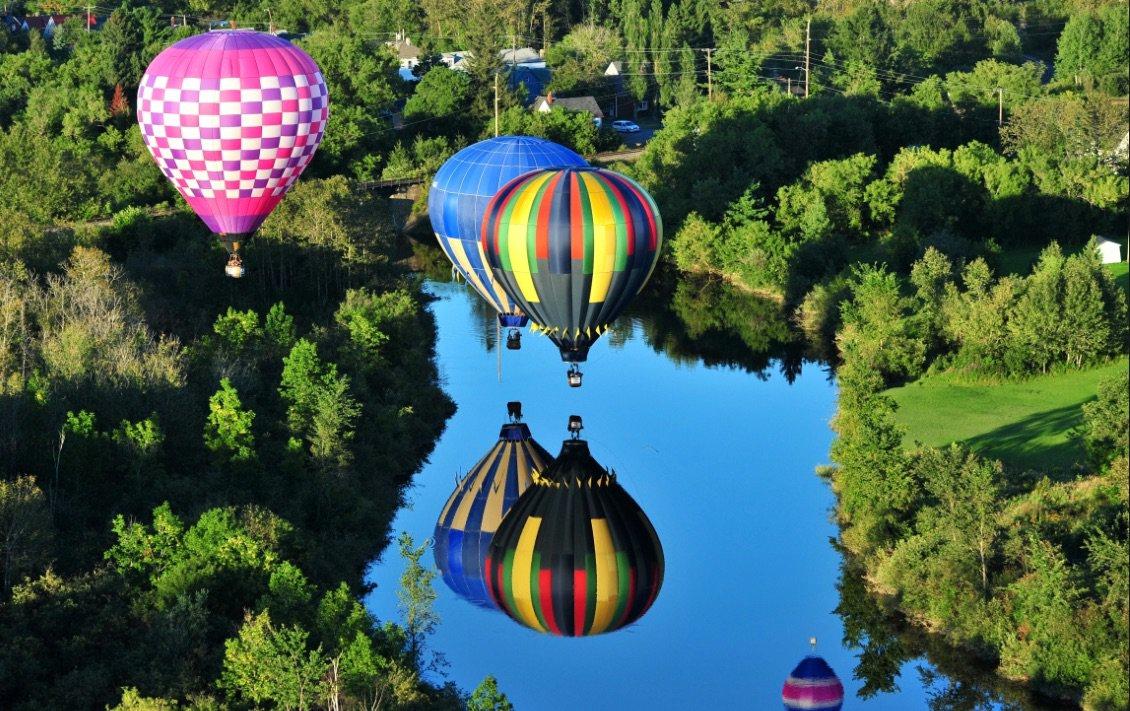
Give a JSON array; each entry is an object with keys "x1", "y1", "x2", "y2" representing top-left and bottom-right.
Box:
[{"x1": 428, "y1": 136, "x2": 586, "y2": 347}]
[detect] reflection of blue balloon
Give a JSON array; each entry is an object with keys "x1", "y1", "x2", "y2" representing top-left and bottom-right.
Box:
[
  {"x1": 428, "y1": 136, "x2": 586, "y2": 324},
  {"x1": 433, "y1": 421, "x2": 554, "y2": 609}
]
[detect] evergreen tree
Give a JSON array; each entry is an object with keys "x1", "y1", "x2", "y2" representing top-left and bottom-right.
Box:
[{"x1": 204, "y1": 379, "x2": 256, "y2": 464}]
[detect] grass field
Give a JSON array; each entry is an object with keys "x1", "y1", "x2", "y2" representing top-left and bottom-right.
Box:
[
  {"x1": 886, "y1": 357, "x2": 1129, "y2": 472},
  {"x1": 1109, "y1": 260, "x2": 1129, "y2": 293}
]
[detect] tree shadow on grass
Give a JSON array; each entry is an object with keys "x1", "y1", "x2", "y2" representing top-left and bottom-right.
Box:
[{"x1": 961, "y1": 404, "x2": 1084, "y2": 477}]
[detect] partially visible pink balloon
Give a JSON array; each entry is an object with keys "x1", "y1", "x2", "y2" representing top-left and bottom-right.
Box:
[{"x1": 137, "y1": 30, "x2": 329, "y2": 266}]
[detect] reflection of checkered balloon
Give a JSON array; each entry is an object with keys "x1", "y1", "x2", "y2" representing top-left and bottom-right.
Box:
[{"x1": 137, "y1": 30, "x2": 329, "y2": 237}]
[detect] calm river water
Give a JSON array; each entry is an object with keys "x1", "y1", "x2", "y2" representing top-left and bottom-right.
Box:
[{"x1": 364, "y1": 276, "x2": 1052, "y2": 710}]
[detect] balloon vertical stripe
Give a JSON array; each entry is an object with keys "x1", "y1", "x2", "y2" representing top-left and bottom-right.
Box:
[
  {"x1": 482, "y1": 167, "x2": 662, "y2": 363},
  {"x1": 486, "y1": 438, "x2": 664, "y2": 636},
  {"x1": 429, "y1": 136, "x2": 586, "y2": 323},
  {"x1": 434, "y1": 422, "x2": 553, "y2": 609}
]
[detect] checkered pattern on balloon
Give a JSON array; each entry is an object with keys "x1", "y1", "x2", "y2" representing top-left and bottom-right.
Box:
[{"x1": 136, "y1": 32, "x2": 329, "y2": 275}]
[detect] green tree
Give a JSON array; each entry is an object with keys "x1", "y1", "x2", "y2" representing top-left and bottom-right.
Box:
[
  {"x1": 998, "y1": 537, "x2": 1091, "y2": 688},
  {"x1": 212, "y1": 307, "x2": 261, "y2": 355},
  {"x1": 308, "y1": 373, "x2": 361, "y2": 473},
  {"x1": 402, "y1": 66, "x2": 475, "y2": 136},
  {"x1": 1081, "y1": 375, "x2": 1129, "y2": 470},
  {"x1": 204, "y1": 379, "x2": 257, "y2": 464},
  {"x1": 837, "y1": 264, "x2": 926, "y2": 386},
  {"x1": 909, "y1": 247, "x2": 954, "y2": 352},
  {"x1": 220, "y1": 611, "x2": 328, "y2": 710},
  {"x1": 714, "y1": 29, "x2": 764, "y2": 98},
  {"x1": 397, "y1": 532, "x2": 440, "y2": 671},
  {"x1": 264, "y1": 302, "x2": 297, "y2": 356},
  {"x1": 545, "y1": 24, "x2": 622, "y2": 97},
  {"x1": 279, "y1": 339, "x2": 329, "y2": 433},
  {"x1": 672, "y1": 44, "x2": 699, "y2": 107},
  {"x1": 1056, "y1": 6, "x2": 1129, "y2": 93},
  {"x1": 468, "y1": 675, "x2": 514, "y2": 711}
]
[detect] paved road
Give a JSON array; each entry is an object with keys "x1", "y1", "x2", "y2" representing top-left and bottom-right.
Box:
[{"x1": 612, "y1": 124, "x2": 656, "y2": 149}]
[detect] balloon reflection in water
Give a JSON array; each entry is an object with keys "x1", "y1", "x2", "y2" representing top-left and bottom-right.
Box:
[
  {"x1": 782, "y1": 650, "x2": 844, "y2": 711},
  {"x1": 486, "y1": 416, "x2": 664, "y2": 635},
  {"x1": 433, "y1": 402, "x2": 553, "y2": 609}
]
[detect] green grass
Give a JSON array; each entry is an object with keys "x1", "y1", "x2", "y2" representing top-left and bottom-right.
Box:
[
  {"x1": 1108, "y1": 260, "x2": 1129, "y2": 293},
  {"x1": 886, "y1": 357, "x2": 1129, "y2": 472},
  {"x1": 995, "y1": 248, "x2": 1128, "y2": 291},
  {"x1": 994, "y1": 246, "x2": 1045, "y2": 276}
]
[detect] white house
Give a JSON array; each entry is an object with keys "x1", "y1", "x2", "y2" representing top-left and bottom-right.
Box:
[
  {"x1": 387, "y1": 33, "x2": 420, "y2": 69},
  {"x1": 1095, "y1": 236, "x2": 1124, "y2": 264}
]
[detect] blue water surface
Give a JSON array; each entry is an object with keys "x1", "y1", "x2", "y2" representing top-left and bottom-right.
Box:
[{"x1": 364, "y1": 280, "x2": 933, "y2": 710}]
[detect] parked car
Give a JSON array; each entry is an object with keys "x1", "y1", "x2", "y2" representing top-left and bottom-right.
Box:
[{"x1": 612, "y1": 120, "x2": 640, "y2": 133}]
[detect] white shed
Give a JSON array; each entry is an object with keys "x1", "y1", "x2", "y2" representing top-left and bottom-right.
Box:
[{"x1": 1095, "y1": 236, "x2": 1124, "y2": 264}]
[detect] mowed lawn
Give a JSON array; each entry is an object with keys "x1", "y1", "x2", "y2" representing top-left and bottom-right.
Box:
[
  {"x1": 1109, "y1": 260, "x2": 1129, "y2": 293},
  {"x1": 886, "y1": 357, "x2": 1128, "y2": 472}
]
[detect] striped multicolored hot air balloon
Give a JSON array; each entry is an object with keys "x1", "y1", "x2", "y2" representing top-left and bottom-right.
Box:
[
  {"x1": 782, "y1": 656, "x2": 845, "y2": 710},
  {"x1": 485, "y1": 423, "x2": 664, "y2": 635},
  {"x1": 433, "y1": 413, "x2": 553, "y2": 609},
  {"x1": 137, "y1": 30, "x2": 329, "y2": 277},
  {"x1": 429, "y1": 137, "x2": 587, "y2": 340},
  {"x1": 481, "y1": 166, "x2": 662, "y2": 383}
]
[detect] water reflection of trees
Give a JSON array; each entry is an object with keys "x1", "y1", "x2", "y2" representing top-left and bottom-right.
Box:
[
  {"x1": 625, "y1": 270, "x2": 814, "y2": 380},
  {"x1": 836, "y1": 555, "x2": 1069, "y2": 711},
  {"x1": 419, "y1": 239, "x2": 816, "y2": 372}
]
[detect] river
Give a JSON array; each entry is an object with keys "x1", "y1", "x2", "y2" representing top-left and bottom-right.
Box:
[{"x1": 364, "y1": 274, "x2": 1056, "y2": 710}]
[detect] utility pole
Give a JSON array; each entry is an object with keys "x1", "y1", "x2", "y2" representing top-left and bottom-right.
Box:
[
  {"x1": 804, "y1": 18, "x2": 811, "y2": 98},
  {"x1": 995, "y1": 87, "x2": 1003, "y2": 126},
  {"x1": 787, "y1": 76, "x2": 791, "y2": 95},
  {"x1": 494, "y1": 73, "x2": 500, "y2": 138},
  {"x1": 705, "y1": 47, "x2": 713, "y2": 100},
  {"x1": 86, "y1": 3, "x2": 92, "y2": 31}
]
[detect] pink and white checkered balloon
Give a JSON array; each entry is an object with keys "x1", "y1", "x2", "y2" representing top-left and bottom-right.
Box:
[{"x1": 137, "y1": 30, "x2": 329, "y2": 237}]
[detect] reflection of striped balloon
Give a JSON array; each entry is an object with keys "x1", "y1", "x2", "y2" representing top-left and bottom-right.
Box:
[
  {"x1": 782, "y1": 657, "x2": 844, "y2": 710},
  {"x1": 481, "y1": 167, "x2": 662, "y2": 362},
  {"x1": 485, "y1": 439, "x2": 664, "y2": 635},
  {"x1": 428, "y1": 137, "x2": 587, "y2": 322},
  {"x1": 433, "y1": 423, "x2": 553, "y2": 609}
]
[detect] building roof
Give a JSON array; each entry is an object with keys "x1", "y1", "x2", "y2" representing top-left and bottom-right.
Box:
[
  {"x1": 390, "y1": 38, "x2": 420, "y2": 61},
  {"x1": 500, "y1": 47, "x2": 541, "y2": 64},
  {"x1": 535, "y1": 95, "x2": 604, "y2": 119}
]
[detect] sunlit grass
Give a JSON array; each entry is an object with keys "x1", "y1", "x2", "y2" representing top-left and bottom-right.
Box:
[
  {"x1": 1108, "y1": 260, "x2": 1129, "y2": 293},
  {"x1": 886, "y1": 357, "x2": 1129, "y2": 472}
]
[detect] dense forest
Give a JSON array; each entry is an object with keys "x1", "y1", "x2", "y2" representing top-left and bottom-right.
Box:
[{"x1": 0, "y1": 0, "x2": 1127, "y2": 707}]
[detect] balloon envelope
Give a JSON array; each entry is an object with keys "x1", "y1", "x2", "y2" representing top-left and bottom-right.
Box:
[
  {"x1": 434, "y1": 422, "x2": 553, "y2": 608},
  {"x1": 137, "y1": 30, "x2": 328, "y2": 237},
  {"x1": 481, "y1": 167, "x2": 663, "y2": 362},
  {"x1": 429, "y1": 136, "x2": 587, "y2": 323},
  {"x1": 486, "y1": 437, "x2": 664, "y2": 635},
  {"x1": 782, "y1": 656, "x2": 844, "y2": 711}
]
